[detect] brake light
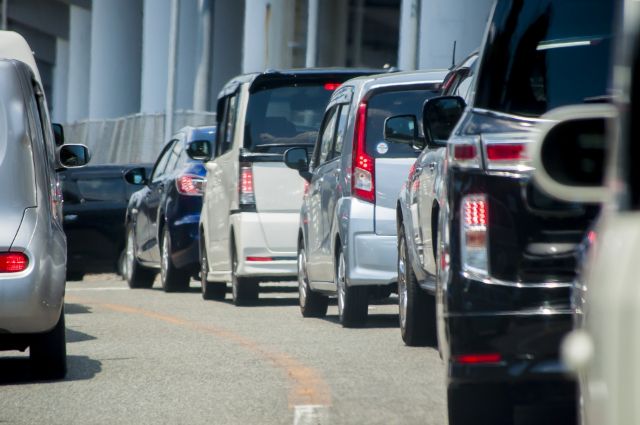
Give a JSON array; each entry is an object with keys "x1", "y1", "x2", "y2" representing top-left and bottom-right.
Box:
[
  {"x1": 0, "y1": 252, "x2": 28, "y2": 273},
  {"x1": 176, "y1": 174, "x2": 205, "y2": 196},
  {"x1": 460, "y1": 194, "x2": 489, "y2": 276},
  {"x1": 352, "y1": 101, "x2": 375, "y2": 203},
  {"x1": 448, "y1": 136, "x2": 481, "y2": 169},
  {"x1": 324, "y1": 82, "x2": 341, "y2": 91},
  {"x1": 486, "y1": 143, "x2": 526, "y2": 161},
  {"x1": 454, "y1": 353, "x2": 502, "y2": 364},
  {"x1": 239, "y1": 163, "x2": 255, "y2": 205},
  {"x1": 483, "y1": 134, "x2": 533, "y2": 171},
  {"x1": 246, "y1": 256, "x2": 273, "y2": 262}
]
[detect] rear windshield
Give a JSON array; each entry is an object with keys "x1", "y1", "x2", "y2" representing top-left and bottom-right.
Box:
[
  {"x1": 366, "y1": 89, "x2": 439, "y2": 158},
  {"x1": 475, "y1": 0, "x2": 614, "y2": 117},
  {"x1": 75, "y1": 177, "x2": 126, "y2": 203},
  {"x1": 245, "y1": 84, "x2": 334, "y2": 153}
]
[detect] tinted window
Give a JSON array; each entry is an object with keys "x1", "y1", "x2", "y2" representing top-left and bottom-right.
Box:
[
  {"x1": 151, "y1": 141, "x2": 176, "y2": 182},
  {"x1": 165, "y1": 139, "x2": 183, "y2": 172},
  {"x1": 317, "y1": 107, "x2": 338, "y2": 165},
  {"x1": 366, "y1": 89, "x2": 439, "y2": 158},
  {"x1": 333, "y1": 105, "x2": 350, "y2": 157},
  {"x1": 77, "y1": 178, "x2": 125, "y2": 202},
  {"x1": 245, "y1": 84, "x2": 335, "y2": 153},
  {"x1": 475, "y1": 0, "x2": 614, "y2": 117}
]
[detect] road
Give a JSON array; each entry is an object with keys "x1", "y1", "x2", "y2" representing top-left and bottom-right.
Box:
[{"x1": 0, "y1": 275, "x2": 446, "y2": 425}]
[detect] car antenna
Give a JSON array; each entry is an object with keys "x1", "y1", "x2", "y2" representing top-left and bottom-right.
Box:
[{"x1": 451, "y1": 40, "x2": 457, "y2": 69}]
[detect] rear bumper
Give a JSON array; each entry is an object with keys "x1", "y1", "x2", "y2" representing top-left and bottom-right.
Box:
[
  {"x1": 231, "y1": 212, "x2": 298, "y2": 278},
  {"x1": 347, "y1": 233, "x2": 397, "y2": 286}
]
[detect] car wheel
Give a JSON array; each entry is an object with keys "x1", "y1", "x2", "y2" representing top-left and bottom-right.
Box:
[
  {"x1": 298, "y1": 245, "x2": 328, "y2": 317},
  {"x1": 398, "y1": 225, "x2": 437, "y2": 346},
  {"x1": 160, "y1": 227, "x2": 191, "y2": 293},
  {"x1": 30, "y1": 307, "x2": 67, "y2": 380},
  {"x1": 448, "y1": 384, "x2": 511, "y2": 425},
  {"x1": 117, "y1": 249, "x2": 128, "y2": 279},
  {"x1": 126, "y1": 226, "x2": 156, "y2": 289},
  {"x1": 336, "y1": 248, "x2": 368, "y2": 327},
  {"x1": 231, "y1": 244, "x2": 258, "y2": 306},
  {"x1": 200, "y1": 235, "x2": 226, "y2": 301}
]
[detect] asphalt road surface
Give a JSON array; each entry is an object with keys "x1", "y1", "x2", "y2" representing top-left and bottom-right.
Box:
[{"x1": 0, "y1": 275, "x2": 446, "y2": 425}]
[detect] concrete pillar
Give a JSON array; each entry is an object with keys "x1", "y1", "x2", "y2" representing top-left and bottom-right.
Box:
[
  {"x1": 352, "y1": 0, "x2": 365, "y2": 66},
  {"x1": 211, "y1": 0, "x2": 243, "y2": 105},
  {"x1": 175, "y1": 0, "x2": 198, "y2": 110},
  {"x1": 305, "y1": 0, "x2": 318, "y2": 67},
  {"x1": 193, "y1": 0, "x2": 212, "y2": 111},
  {"x1": 398, "y1": 0, "x2": 419, "y2": 71},
  {"x1": 88, "y1": 0, "x2": 143, "y2": 119},
  {"x1": 52, "y1": 38, "x2": 68, "y2": 123},
  {"x1": 140, "y1": 0, "x2": 171, "y2": 114},
  {"x1": 67, "y1": 5, "x2": 91, "y2": 122},
  {"x1": 418, "y1": 0, "x2": 493, "y2": 69}
]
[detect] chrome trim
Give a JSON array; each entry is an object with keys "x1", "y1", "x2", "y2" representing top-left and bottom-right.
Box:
[
  {"x1": 445, "y1": 307, "x2": 573, "y2": 318},
  {"x1": 471, "y1": 107, "x2": 550, "y2": 124},
  {"x1": 461, "y1": 270, "x2": 574, "y2": 289}
]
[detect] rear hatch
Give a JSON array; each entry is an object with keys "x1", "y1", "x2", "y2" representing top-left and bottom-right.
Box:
[
  {"x1": 0, "y1": 63, "x2": 37, "y2": 250},
  {"x1": 245, "y1": 72, "x2": 376, "y2": 251},
  {"x1": 366, "y1": 88, "x2": 440, "y2": 235}
]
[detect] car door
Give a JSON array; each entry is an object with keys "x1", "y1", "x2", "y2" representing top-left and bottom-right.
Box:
[
  {"x1": 306, "y1": 105, "x2": 339, "y2": 282},
  {"x1": 138, "y1": 140, "x2": 176, "y2": 262}
]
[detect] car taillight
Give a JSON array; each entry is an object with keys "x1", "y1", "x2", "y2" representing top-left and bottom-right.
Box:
[
  {"x1": 239, "y1": 162, "x2": 255, "y2": 205},
  {"x1": 483, "y1": 134, "x2": 534, "y2": 172},
  {"x1": 460, "y1": 194, "x2": 488, "y2": 277},
  {"x1": 324, "y1": 82, "x2": 341, "y2": 91},
  {"x1": 448, "y1": 136, "x2": 481, "y2": 169},
  {"x1": 176, "y1": 174, "x2": 205, "y2": 196},
  {"x1": 0, "y1": 252, "x2": 29, "y2": 273},
  {"x1": 454, "y1": 353, "x2": 502, "y2": 364},
  {"x1": 352, "y1": 101, "x2": 375, "y2": 203}
]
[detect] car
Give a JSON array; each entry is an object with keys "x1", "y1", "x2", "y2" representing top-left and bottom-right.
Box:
[
  {"x1": 60, "y1": 163, "x2": 153, "y2": 280},
  {"x1": 284, "y1": 69, "x2": 447, "y2": 326},
  {"x1": 192, "y1": 68, "x2": 383, "y2": 306},
  {"x1": 0, "y1": 31, "x2": 90, "y2": 379},
  {"x1": 123, "y1": 126, "x2": 215, "y2": 293},
  {"x1": 395, "y1": 53, "x2": 477, "y2": 345},
  {"x1": 399, "y1": 0, "x2": 616, "y2": 423}
]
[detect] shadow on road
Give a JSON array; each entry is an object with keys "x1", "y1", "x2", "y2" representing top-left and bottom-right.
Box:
[
  {"x1": 0, "y1": 355, "x2": 102, "y2": 385},
  {"x1": 322, "y1": 313, "x2": 399, "y2": 329},
  {"x1": 65, "y1": 303, "x2": 93, "y2": 315}
]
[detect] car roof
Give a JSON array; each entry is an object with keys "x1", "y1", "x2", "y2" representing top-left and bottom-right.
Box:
[
  {"x1": 0, "y1": 31, "x2": 41, "y2": 85},
  {"x1": 347, "y1": 69, "x2": 448, "y2": 90},
  {"x1": 218, "y1": 67, "x2": 388, "y2": 98}
]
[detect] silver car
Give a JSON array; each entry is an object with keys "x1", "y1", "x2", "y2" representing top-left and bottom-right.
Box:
[
  {"x1": 0, "y1": 32, "x2": 90, "y2": 379},
  {"x1": 285, "y1": 70, "x2": 447, "y2": 327}
]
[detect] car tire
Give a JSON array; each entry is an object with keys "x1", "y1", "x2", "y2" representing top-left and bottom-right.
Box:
[
  {"x1": 336, "y1": 248, "x2": 368, "y2": 327},
  {"x1": 160, "y1": 227, "x2": 191, "y2": 293},
  {"x1": 398, "y1": 225, "x2": 437, "y2": 346},
  {"x1": 448, "y1": 384, "x2": 511, "y2": 425},
  {"x1": 117, "y1": 249, "x2": 127, "y2": 279},
  {"x1": 298, "y1": 245, "x2": 328, "y2": 317},
  {"x1": 30, "y1": 307, "x2": 67, "y2": 380},
  {"x1": 125, "y1": 226, "x2": 157, "y2": 289},
  {"x1": 200, "y1": 235, "x2": 226, "y2": 301},
  {"x1": 231, "y1": 243, "x2": 258, "y2": 306}
]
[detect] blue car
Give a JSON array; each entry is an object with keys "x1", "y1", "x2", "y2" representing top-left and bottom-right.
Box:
[{"x1": 124, "y1": 126, "x2": 216, "y2": 292}]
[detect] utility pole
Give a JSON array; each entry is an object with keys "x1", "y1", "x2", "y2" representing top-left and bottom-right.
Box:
[
  {"x1": 305, "y1": 0, "x2": 318, "y2": 67},
  {"x1": 1, "y1": 0, "x2": 8, "y2": 30},
  {"x1": 165, "y1": 0, "x2": 179, "y2": 142}
]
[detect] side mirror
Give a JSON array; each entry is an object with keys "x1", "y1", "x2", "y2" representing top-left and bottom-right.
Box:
[
  {"x1": 283, "y1": 147, "x2": 312, "y2": 182},
  {"x1": 52, "y1": 123, "x2": 64, "y2": 146},
  {"x1": 57, "y1": 144, "x2": 90, "y2": 168},
  {"x1": 531, "y1": 104, "x2": 614, "y2": 204},
  {"x1": 124, "y1": 167, "x2": 148, "y2": 185},
  {"x1": 423, "y1": 96, "x2": 466, "y2": 148},
  {"x1": 384, "y1": 115, "x2": 424, "y2": 150},
  {"x1": 187, "y1": 140, "x2": 214, "y2": 161}
]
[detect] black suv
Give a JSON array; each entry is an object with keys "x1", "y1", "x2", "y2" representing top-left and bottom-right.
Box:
[{"x1": 423, "y1": 0, "x2": 616, "y2": 423}]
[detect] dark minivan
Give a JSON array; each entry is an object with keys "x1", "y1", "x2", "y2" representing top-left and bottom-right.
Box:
[{"x1": 423, "y1": 0, "x2": 615, "y2": 423}]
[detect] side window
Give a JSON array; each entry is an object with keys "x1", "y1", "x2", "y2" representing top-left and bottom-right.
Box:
[
  {"x1": 165, "y1": 139, "x2": 183, "y2": 173},
  {"x1": 332, "y1": 104, "x2": 350, "y2": 158},
  {"x1": 218, "y1": 94, "x2": 238, "y2": 156},
  {"x1": 151, "y1": 141, "x2": 176, "y2": 182},
  {"x1": 317, "y1": 107, "x2": 338, "y2": 166}
]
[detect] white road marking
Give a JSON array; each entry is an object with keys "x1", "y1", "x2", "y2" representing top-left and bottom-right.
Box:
[
  {"x1": 293, "y1": 405, "x2": 328, "y2": 425},
  {"x1": 66, "y1": 287, "x2": 129, "y2": 291}
]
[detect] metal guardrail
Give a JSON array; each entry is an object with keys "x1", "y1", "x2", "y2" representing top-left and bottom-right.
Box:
[{"x1": 64, "y1": 110, "x2": 216, "y2": 165}]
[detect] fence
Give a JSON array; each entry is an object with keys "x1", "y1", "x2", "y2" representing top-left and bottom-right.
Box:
[{"x1": 64, "y1": 110, "x2": 216, "y2": 165}]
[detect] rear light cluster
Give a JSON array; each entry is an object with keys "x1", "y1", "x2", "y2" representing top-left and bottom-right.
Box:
[
  {"x1": 460, "y1": 194, "x2": 489, "y2": 277},
  {"x1": 454, "y1": 353, "x2": 502, "y2": 364},
  {"x1": 176, "y1": 174, "x2": 205, "y2": 196},
  {"x1": 239, "y1": 162, "x2": 256, "y2": 205},
  {"x1": 352, "y1": 102, "x2": 375, "y2": 203},
  {"x1": 0, "y1": 252, "x2": 29, "y2": 273},
  {"x1": 448, "y1": 134, "x2": 534, "y2": 171}
]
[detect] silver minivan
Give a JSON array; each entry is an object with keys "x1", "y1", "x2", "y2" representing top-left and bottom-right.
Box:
[
  {"x1": 0, "y1": 32, "x2": 90, "y2": 379},
  {"x1": 285, "y1": 70, "x2": 446, "y2": 326}
]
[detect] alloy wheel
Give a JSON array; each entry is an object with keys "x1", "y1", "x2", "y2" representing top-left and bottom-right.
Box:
[
  {"x1": 398, "y1": 236, "x2": 408, "y2": 330},
  {"x1": 298, "y1": 248, "x2": 308, "y2": 308},
  {"x1": 126, "y1": 229, "x2": 135, "y2": 281},
  {"x1": 337, "y1": 252, "x2": 346, "y2": 317},
  {"x1": 161, "y1": 231, "x2": 169, "y2": 286}
]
